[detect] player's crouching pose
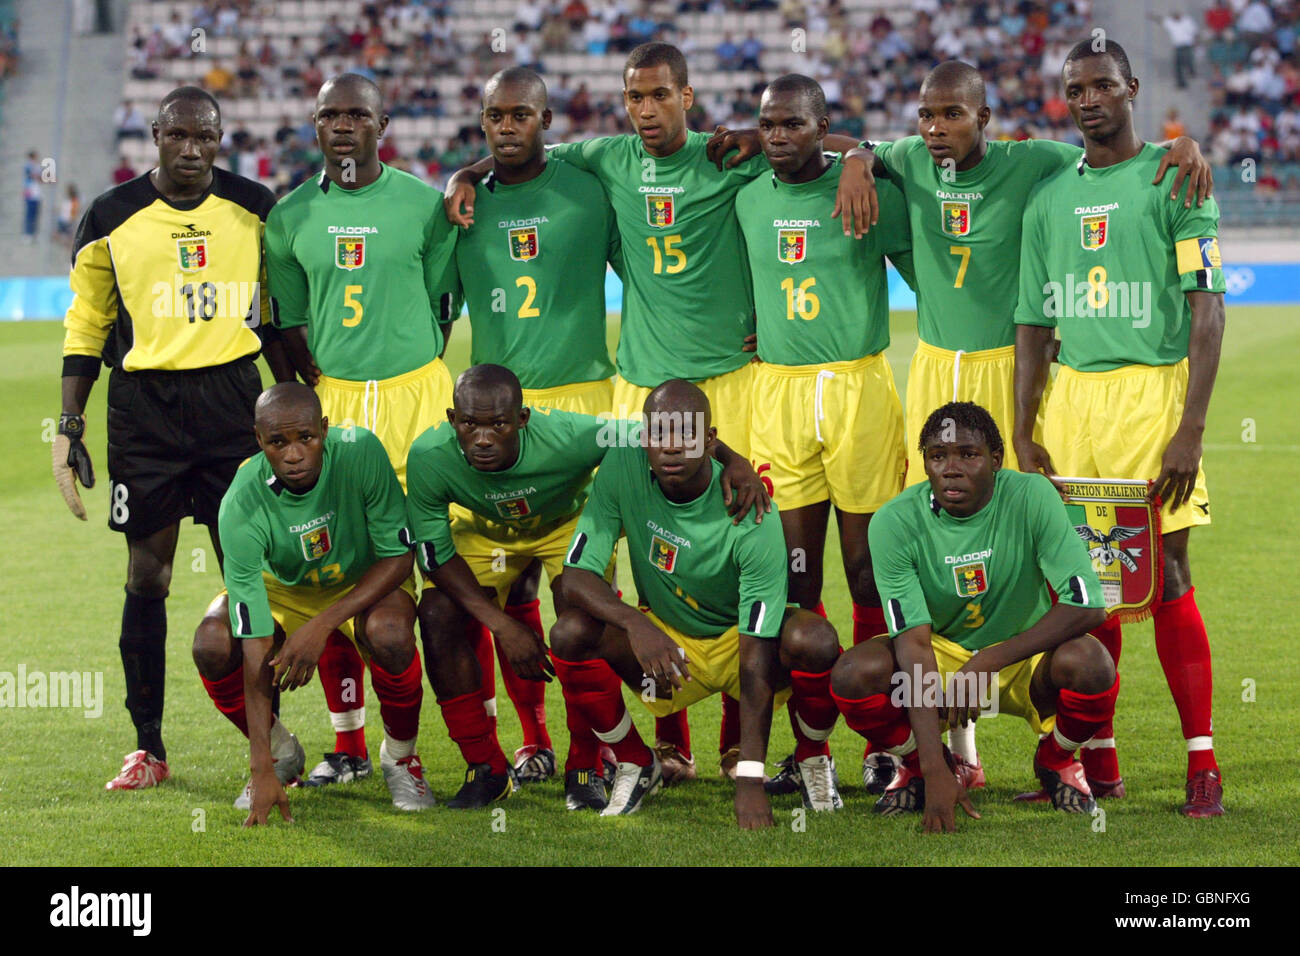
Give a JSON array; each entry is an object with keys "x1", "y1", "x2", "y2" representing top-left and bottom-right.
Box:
[
  {"x1": 192, "y1": 384, "x2": 433, "y2": 823},
  {"x1": 406, "y1": 366, "x2": 769, "y2": 810},
  {"x1": 552, "y1": 381, "x2": 842, "y2": 826},
  {"x1": 831, "y1": 403, "x2": 1116, "y2": 830}
]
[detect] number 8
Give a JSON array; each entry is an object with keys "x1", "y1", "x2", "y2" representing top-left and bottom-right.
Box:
[{"x1": 112, "y1": 482, "x2": 130, "y2": 524}]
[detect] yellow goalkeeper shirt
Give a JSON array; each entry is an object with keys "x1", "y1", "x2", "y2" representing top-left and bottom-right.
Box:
[{"x1": 62, "y1": 167, "x2": 276, "y2": 377}]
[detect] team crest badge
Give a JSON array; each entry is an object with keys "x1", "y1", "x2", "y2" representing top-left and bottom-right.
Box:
[
  {"x1": 650, "y1": 534, "x2": 678, "y2": 573},
  {"x1": 495, "y1": 495, "x2": 531, "y2": 520},
  {"x1": 1081, "y1": 214, "x2": 1108, "y2": 250},
  {"x1": 300, "y1": 525, "x2": 332, "y2": 561},
  {"x1": 176, "y1": 237, "x2": 207, "y2": 272},
  {"x1": 509, "y1": 227, "x2": 538, "y2": 261},
  {"x1": 953, "y1": 561, "x2": 987, "y2": 597},
  {"x1": 941, "y1": 201, "x2": 969, "y2": 237},
  {"x1": 335, "y1": 235, "x2": 366, "y2": 270},
  {"x1": 1061, "y1": 478, "x2": 1163, "y2": 622},
  {"x1": 778, "y1": 229, "x2": 806, "y2": 263},
  {"x1": 646, "y1": 193, "x2": 675, "y2": 228}
]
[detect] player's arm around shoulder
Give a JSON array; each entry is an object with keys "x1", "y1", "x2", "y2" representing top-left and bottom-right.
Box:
[
  {"x1": 1153, "y1": 136, "x2": 1214, "y2": 208},
  {"x1": 711, "y1": 438, "x2": 771, "y2": 523}
]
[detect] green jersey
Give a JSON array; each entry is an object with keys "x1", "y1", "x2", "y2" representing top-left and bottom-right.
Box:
[
  {"x1": 874, "y1": 137, "x2": 1079, "y2": 351},
  {"x1": 869, "y1": 469, "x2": 1104, "y2": 651},
  {"x1": 449, "y1": 160, "x2": 617, "y2": 389},
  {"x1": 566, "y1": 447, "x2": 788, "y2": 639},
  {"x1": 548, "y1": 131, "x2": 766, "y2": 385},
  {"x1": 219, "y1": 428, "x2": 412, "y2": 639},
  {"x1": 265, "y1": 164, "x2": 459, "y2": 381},
  {"x1": 735, "y1": 157, "x2": 914, "y2": 365},
  {"x1": 1014, "y1": 143, "x2": 1226, "y2": 372},
  {"x1": 406, "y1": 408, "x2": 617, "y2": 570}
]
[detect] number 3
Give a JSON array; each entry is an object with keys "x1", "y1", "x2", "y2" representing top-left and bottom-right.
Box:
[{"x1": 343, "y1": 285, "x2": 363, "y2": 327}]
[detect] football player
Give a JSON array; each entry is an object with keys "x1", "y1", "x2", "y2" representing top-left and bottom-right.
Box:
[
  {"x1": 1014, "y1": 40, "x2": 1226, "y2": 816},
  {"x1": 193, "y1": 383, "x2": 433, "y2": 820},
  {"x1": 552, "y1": 380, "x2": 842, "y2": 824},
  {"x1": 833, "y1": 403, "x2": 1116, "y2": 828}
]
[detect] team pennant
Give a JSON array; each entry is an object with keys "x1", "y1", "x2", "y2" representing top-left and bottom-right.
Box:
[{"x1": 1061, "y1": 478, "x2": 1163, "y2": 622}]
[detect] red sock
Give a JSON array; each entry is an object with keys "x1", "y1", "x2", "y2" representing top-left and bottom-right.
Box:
[
  {"x1": 1082, "y1": 616, "x2": 1123, "y2": 781},
  {"x1": 553, "y1": 656, "x2": 652, "y2": 765},
  {"x1": 655, "y1": 708, "x2": 691, "y2": 760},
  {"x1": 852, "y1": 603, "x2": 887, "y2": 646},
  {"x1": 831, "y1": 689, "x2": 914, "y2": 765},
  {"x1": 791, "y1": 669, "x2": 837, "y2": 760},
  {"x1": 812, "y1": 602, "x2": 827, "y2": 618},
  {"x1": 718, "y1": 695, "x2": 740, "y2": 754},
  {"x1": 501, "y1": 600, "x2": 551, "y2": 750},
  {"x1": 1037, "y1": 675, "x2": 1121, "y2": 771},
  {"x1": 439, "y1": 690, "x2": 508, "y2": 773},
  {"x1": 1154, "y1": 587, "x2": 1218, "y2": 775},
  {"x1": 201, "y1": 668, "x2": 247, "y2": 737},
  {"x1": 370, "y1": 650, "x2": 424, "y2": 743},
  {"x1": 469, "y1": 620, "x2": 497, "y2": 728},
  {"x1": 319, "y1": 630, "x2": 367, "y2": 757},
  {"x1": 558, "y1": 663, "x2": 602, "y2": 773}
]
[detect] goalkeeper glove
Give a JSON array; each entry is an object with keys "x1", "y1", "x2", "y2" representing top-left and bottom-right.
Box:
[{"x1": 53, "y1": 413, "x2": 95, "y2": 520}]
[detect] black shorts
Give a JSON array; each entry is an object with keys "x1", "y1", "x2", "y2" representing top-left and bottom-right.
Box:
[{"x1": 106, "y1": 357, "x2": 262, "y2": 538}]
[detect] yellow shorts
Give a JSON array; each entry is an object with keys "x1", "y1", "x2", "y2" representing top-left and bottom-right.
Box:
[
  {"x1": 750, "y1": 353, "x2": 905, "y2": 513},
  {"x1": 612, "y1": 362, "x2": 754, "y2": 460},
  {"x1": 904, "y1": 341, "x2": 1050, "y2": 485},
  {"x1": 423, "y1": 514, "x2": 616, "y2": 607},
  {"x1": 1044, "y1": 360, "x2": 1210, "y2": 535},
  {"x1": 637, "y1": 609, "x2": 791, "y2": 717},
  {"x1": 929, "y1": 634, "x2": 1053, "y2": 736},
  {"x1": 316, "y1": 357, "x2": 454, "y2": 490},
  {"x1": 251, "y1": 574, "x2": 418, "y2": 656},
  {"x1": 522, "y1": 379, "x2": 614, "y2": 417},
  {"x1": 437, "y1": 513, "x2": 577, "y2": 607}
]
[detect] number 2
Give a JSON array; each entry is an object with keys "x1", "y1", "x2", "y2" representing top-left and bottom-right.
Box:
[
  {"x1": 343, "y1": 285, "x2": 363, "y2": 327},
  {"x1": 950, "y1": 245, "x2": 970, "y2": 288},
  {"x1": 515, "y1": 276, "x2": 539, "y2": 318}
]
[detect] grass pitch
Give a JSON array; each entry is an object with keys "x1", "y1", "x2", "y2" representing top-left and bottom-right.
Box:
[{"x1": 0, "y1": 308, "x2": 1296, "y2": 866}]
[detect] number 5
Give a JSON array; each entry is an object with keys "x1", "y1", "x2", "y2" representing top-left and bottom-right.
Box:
[{"x1": 343, "y1": 285, "x2": 363, "y2": 327}]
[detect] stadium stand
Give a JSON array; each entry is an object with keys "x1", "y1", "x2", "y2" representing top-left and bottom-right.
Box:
[
  {"x1": 0, "y1": 1, "x2": 19, "y2": 119},
  {"x1": 119, "y1": 0, "x2": 1102, "y2": 196},
  {"x1": 1201, "y1": 0, "x2": 1300, "y2": 224}
]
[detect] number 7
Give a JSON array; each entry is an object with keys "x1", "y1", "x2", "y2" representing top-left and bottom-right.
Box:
[{"x1": 950, "y1": 245, "x2": 971, "y2": 288}]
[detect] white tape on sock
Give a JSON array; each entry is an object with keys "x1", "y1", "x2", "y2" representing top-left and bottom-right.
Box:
[
  {"x1": 330, "y1": 706, "x2": 365, "y2": 732},
  {"x1": 592, "y1": 707, "x2": 632, "y2": 744}
]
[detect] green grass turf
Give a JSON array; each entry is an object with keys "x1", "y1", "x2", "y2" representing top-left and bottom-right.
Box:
[{"x1": 1, "y1": 308, "x2": 1297, "y2": 866}]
